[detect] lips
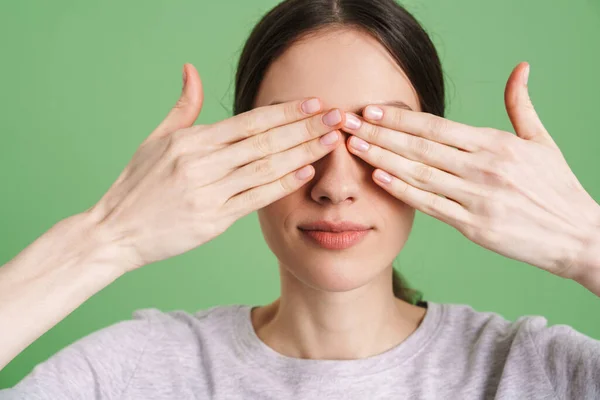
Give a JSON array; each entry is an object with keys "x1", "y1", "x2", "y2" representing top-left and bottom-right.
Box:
[{"x1": 298, "y1": 221, "x2": 372, "y2": 250}]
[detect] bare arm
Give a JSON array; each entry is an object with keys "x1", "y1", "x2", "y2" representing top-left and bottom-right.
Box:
[{"x1": 0, "y1": 212, "x2": 126, "y2": 370}]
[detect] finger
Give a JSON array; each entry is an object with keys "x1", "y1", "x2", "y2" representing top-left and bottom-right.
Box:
[
  {"x1": 358, "y1": 105, "x2": 487, "y2": 152},
  {"x1": 343, "y1": 113, "x2": 470, "y2": 177},
  {"x1": 205, "y1": 97, "x2": 325, "y2": 145},
  {"x1": 370, "y1": 167, "x2": 471, "y2": 228},
  {"x1": 347, "y1": 136, "x2": 475, "y2": 206},
  {"x1": 219, "y1": 130, "x2": 341, "y2": 199},
  {"x1": 150, "y1": 63, "x2": 204, "y2": 139},
  {"x1": 504, "y1": 62, "x2": 557, "y2": 148},
  {"x1": 223, "y1": 165, "x2": 315, "y2": 220},
  {"x1": 208, "y1": 108, "x2": 344, "y2": 176}
]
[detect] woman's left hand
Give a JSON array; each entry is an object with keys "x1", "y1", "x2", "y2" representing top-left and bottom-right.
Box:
[{"x1": 341, "y1": 62, "x2": 600, "y2": 287}]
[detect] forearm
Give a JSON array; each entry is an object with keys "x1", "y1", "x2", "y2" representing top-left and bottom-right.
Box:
[
  {"x1": 573, "y1": 216, "x2": 600, "y2": 297},
  {"x1": 0, "y1": 212, "x2": 126, "y2": 370}
]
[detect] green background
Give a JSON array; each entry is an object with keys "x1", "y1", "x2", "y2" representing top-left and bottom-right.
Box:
[{"x1": 1, "y1": 0, "x2": 599, "y2": 388}]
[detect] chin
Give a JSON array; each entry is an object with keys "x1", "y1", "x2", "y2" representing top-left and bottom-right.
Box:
[{"x1": 280, "y1": 249, "x2": 392, "y2": 294}]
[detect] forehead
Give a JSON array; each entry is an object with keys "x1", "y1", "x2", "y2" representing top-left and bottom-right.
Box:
[{"x1": 254, "y1": 28, "x2": 419, "y2": 112}]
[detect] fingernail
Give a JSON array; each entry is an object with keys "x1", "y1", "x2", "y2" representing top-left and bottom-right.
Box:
[
  {"x1": 374, "y1": 169, "x2": 392, "y2": 184},
  {"x1": 349, "y1": 136, "x2": 369, "y2": 152},
  {"x1": 364, "y1": 106, "x2": 383, "y2": 120},
  {"x1": 301, "y1": 98, "x2": 321, "y2": 114},
  {"x1": 320, "y1": 131, "x2": 339, "y2": 146},
  {"x1": 322, "y1": 109, "x2": 342, "y2": 127},
  {"x1": 344, "y1": 113, "x2": 362, "y2": 130},
  {"x1": 182, "y1": 65, "x2": 187, "y2": 86},
  {"x1": 295, "y1": 165, "x2": 313, "y2": 180},
  {"x1": 523, "y1": 64, "x2": 530, "y2": 85}
]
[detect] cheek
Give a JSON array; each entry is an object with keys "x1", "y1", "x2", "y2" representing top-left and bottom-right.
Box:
[
  {"x1": 374, "y1": 188, "x2": 416, "y2": 244},
  {"x1": 257, "y1": 190, "x2": 307, "y2": 255},
  {"x1": 258, "y1": 190, "x2": 304, "y2": 228}
]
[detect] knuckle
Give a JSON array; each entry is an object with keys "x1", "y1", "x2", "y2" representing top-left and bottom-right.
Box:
[
  {"x1": 466, "y1": 184, "x2": 493, "y2": 209},
  {"x1": 187, "y1": 191, "x2": 211, "y2": 214},
  {"x1": 479, "y1": 196, "x2": 507, "y2": 220},
  {"x1": 305, "y1": 116, "x2": 321, "y2": 139},
  {"x1": 283, "y1": 101, "x2": 299, "y2": 123},
  {"x1": 172, "y1": 155, "x2": 194, "y2": 182},
  {"x1": 477, "y1": 127, "x2": 503, "y2": 151},
  {"x1": 252, "y1": 157, "x2": 275, "y2": 178},
  {"x1": 173, "y1": 98, "x2": 187, "y2": 110},
  {"x1": 391, "y1": 108, "x2": 405, "y2": 127},
  {"x1": 461, "y1": 213, "x2": 502, "y2": 246},
  {"x1": 278, "y1": 174, "x2": 297, "y2": 194},
  {"x1": 459, "y1": 217, "x2": 478, "y2": 241},
  {"x1": 487, "y1": 128, "x2": 512, "y2": 146},
  {"x1": 463, "y1": 157, "x2": 481, "y2": 175},
  {"x1": 463, "y1": 225, "x2": 487, "y2": 245},
  {"x1": 450, "y1": 209, "x2": 473, "y2": 231},
  {"x1": 480, "y1": 221, "x2": 503, "y2": 247},
  {"x1": 412, "y1": 163, "x2": 434, "y2": 184},
  {"x1": 242, "y1": 189, "x2": 262, "y2": 208},
  {"x1": 253, "y1": 133, "x2": 275, "y2": 156},
  {"x1": 365, "y1": 123, "x2": 380, "y2": 141},
  {"x1": 240, "y1": 107, "x2": 269, "y2": 136},
  {"x1": 481, "y1": 156, "x2": 514, "y2": 186},
  {"x1": 427, "y1": 116, "x2": 447, "y2": 138},
  {"x1": 425, "y1": 193, "x2": 443, "y2": 214},
  {"x1": 171, "y1": 127, "x2": 205, "y2": 154},
  {"x1": 482, "y1": 127, "x2": 501, "y2": 137},
  {"x1": 409, "y1": 135, "x2": 431, "y2": 157},
  {"x1": 496, "y1": 137, "x2": 520, "y2": 161},
  {"x1": 242, "y1": 113, "x2": 259, "y2": 135}
]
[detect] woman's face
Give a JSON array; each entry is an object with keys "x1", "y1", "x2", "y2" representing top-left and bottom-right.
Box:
[{"x1": 254, "y1": 28, "x2": 420, "y2": 294}]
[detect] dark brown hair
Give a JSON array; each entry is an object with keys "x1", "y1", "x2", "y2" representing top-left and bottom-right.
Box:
[{"x1": 234, "y1": 0, "x2": 444, "y2": 306}]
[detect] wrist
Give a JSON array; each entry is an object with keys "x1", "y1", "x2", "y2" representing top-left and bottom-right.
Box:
[{"x1": 75, "y1": 209, "x2": 140, "y2": 276}]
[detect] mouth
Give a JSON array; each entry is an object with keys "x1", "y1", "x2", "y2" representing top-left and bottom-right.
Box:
[{"x1": 298, "y1": 221, "x2": 373, "y2": 250}]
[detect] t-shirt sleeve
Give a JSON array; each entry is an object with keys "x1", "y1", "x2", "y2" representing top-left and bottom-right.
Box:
[
  {"x1": 0, "y1": 314, "x2": 160, "y2": 400},
  {"x1": 525, "y1": 317, "x2": 600, "y2": 399}
]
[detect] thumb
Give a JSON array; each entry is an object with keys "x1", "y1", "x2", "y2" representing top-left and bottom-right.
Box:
[
  {"x1": 504, "y1": 62, "x2": 557, "y2": 147},
  {"x1": 150, "y1": 63, "x2": 204, "y2": 139}
]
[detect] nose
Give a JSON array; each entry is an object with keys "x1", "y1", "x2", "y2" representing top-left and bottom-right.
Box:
[{"x1": 310, "y1": 135, "x2": 366, "y2": 205}]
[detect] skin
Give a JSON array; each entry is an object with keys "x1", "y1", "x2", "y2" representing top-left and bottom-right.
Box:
[
  {"x1": 1, "y1": 24, "x2": 598, "y2": 373},
  {"x1": 251, "y1": 28, "x2": 428, "y2": 360}
]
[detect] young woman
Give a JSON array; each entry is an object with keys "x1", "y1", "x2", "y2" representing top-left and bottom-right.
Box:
[{"x1": 1, "y1": 0, "x2": 599, "y2": 398}]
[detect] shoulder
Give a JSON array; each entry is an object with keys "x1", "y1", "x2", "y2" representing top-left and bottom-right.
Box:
[
  {"x1": 436, "y1": 301, "x2": 599, "y2": 352},
  {"x1": 57, "y1": 304, "x2": 242, "y2": 357},
  {"x1": 432, "y1": 302, "x2": 600, "y2": 398},
  {"x1": 5, "y1": 304, "x2": 246, "y2": 399},
  {"x1": 430, "y1": 301, "x2": 532, "y2": 348},
  {"x1": 132, "y1": 304, "x2": 241, "y2": 334},
  {"x1": 437, "y1": 301, "x2": 599, "y2": 348},
  {"x1": 127, "y1": 304, "x2": 245, "y2": 349}
]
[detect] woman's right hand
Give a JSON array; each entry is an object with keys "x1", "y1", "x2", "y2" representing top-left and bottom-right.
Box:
[{"x1": 90, "y1": 63, "x2": 344, "y2": 272}]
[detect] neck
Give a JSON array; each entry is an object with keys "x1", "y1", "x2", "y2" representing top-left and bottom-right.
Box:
[{"x1": 251, "y1": 264, "x2": 427, "y2": 360}]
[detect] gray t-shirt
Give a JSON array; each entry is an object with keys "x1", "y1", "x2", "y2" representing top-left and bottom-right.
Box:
[{"x1": 2, "y1": 301, "x2": 599, "y2": 399}]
